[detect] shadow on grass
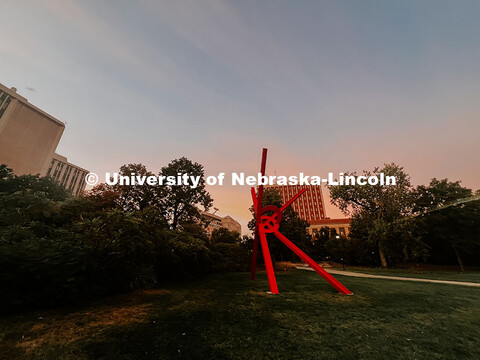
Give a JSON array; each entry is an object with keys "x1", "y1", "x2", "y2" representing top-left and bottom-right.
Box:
[{"x1": 2, "y1": 271, "x2": 480, "y2": 360}]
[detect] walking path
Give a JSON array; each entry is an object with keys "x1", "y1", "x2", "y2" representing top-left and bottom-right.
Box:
[{"x1": 296, "y1": 265, "x2": 480, "y2": 288}]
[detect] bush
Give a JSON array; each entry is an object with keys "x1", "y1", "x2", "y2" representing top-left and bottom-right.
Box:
[
  {"x1": 210, "y1": 243, "x2": 250, "y2": 272},
  {"x1": 0, "y1": 239, "x2": 100, "y2": 312},
  {"x1": 325, "y1": 235, "x2": 377, "y2": 266},
  {"x1": 0, "y1": 169, "x2": 251, "y2": 314}
]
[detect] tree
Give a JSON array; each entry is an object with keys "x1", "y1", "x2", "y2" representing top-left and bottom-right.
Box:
[
  {"x1": 160, "y1": 157, "x2": 212, "y2": 229},
  {"x1": 85, "y1": 183, "x2": 121, "y2": 210},
  {"x1": 309, "y1": 227, "x2": 331, "y2": 260},
  {"x1": 210, "y1": 228, "x2": 241, "y2": 245},
  {"x1": 414, "y1": 179, "x2": 479, "y2": 270},
  {"x1": 0, "y1": 170, "x2": 71, "y2": 243},
  {"x1": 414, "y1": 178, "x2": 472, "y2": 214},
  {"x1": 0, "y1": 164, "x2": 13, "y2": 184},
  {"x1": 328, "y1": 163, "x2": 422, "y2": 267},
  {"x1": 0, "y1": 170, "x2": 69, "y2": 202},
  {"x1": 114, "y1": 163, "x2": 160, "y2": 212},
  {"x1": 0, "y1": 163, "x2": 249, "y2": 313},
  {"x1": 86, "y1": 163, "x2": 160, "y2": 212}
]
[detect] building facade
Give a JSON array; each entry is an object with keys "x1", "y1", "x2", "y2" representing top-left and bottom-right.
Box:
[
  {"x1": 0, "y1": 83, "x2": 88, "y2": 195},
  {"x1": 201, "y1": 211, "x2": 242, "y2": 235},
  {"x1": 265, "y1": 184, "x2": 351, "y2": 237},
  {"x1": 266, "y1": 184, "x2": 326, "y2": 221},
  {"x1": 221, "y1": 215, "x2": 242, "y2": 234},
  {"x1": 45, "y1": 153, "x2": 89, "y2": 196},
  {"x1": 307, "y1": 218, "x2": 351, "y2": 237}
]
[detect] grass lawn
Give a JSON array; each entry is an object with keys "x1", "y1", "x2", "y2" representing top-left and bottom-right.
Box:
[{"x1": 1, "y1": 270, "x2": 479, "y2": 360}]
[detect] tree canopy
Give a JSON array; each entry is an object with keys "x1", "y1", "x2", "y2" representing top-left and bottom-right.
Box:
[
  {"x1": 414, "y1": 179, "x2": 479, "y2": 271},
  {"x1": 328, "y1": 163, "x2": 421, "y2": 267},
  {"x1": 160, "y1": 157, "x2": 212, "y2": 229}
]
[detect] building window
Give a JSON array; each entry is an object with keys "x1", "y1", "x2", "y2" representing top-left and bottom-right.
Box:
[
  {"x1": 69, "y1": 169, "x2": 79, "y2": 189},
  {"x1": 61, "y1": 165, "x2": 73, "y2": 186},
  {"x1": 0, "y1": 91, "x2": 12, "y2": 118},
  {"x1": 52, "y1": 162, "x2": 63, "y2": 180},
  {"x1": 55, "y1": 163, "x2": 64, "y2": 181},
  {"x1": 46, "y1": 159, "x2": 55, "y2": 177},
  {"x1": 75, "y1": 175, "x2": 84, "y2": 195}
]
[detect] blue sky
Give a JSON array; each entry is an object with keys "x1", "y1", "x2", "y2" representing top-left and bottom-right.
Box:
[{"x1": 1, "y1": 0, "x2": 479, "y2": 232}]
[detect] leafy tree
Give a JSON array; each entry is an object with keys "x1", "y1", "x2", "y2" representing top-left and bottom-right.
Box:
[
  {"x1": 328, "y1": 163, "x2": 423, "y2": 267},
  {"x1": 160, "y1": 157, "x2": 212, "y2": 229},
  {"x1": 414, "y1": 179, "x2": 479, "y2": 270},
  {"x1": 114, "y1": 163, "x2": 160, "y2": 211},
  {"x1": 209, "y1": 228, "x2": 248, "y2": 272},
  {"x1": 310, "y1": 227, "x2": 330, "y2": 260},
  {"x1": 414, "y1": 178, "x2": 472, "y2": 213},
  {"x1": 178, "y1": 222, "x2": 210, "y2": 243},
  {"x1": 86, "y1": 163, "x2": 160, "y2": 212},
  {"x1": 0, "y1": 171, "x2": 70, "y2": 243},
  {"x1": 85, "y1": 183, "x2": 121, "y2": 210},
  {"x1": 136, "y1": 205, "x2": 169, "y2": 230},
  {"x1": 210, "y1": 228, "x2": 241, "y2": 245},
  {"x1": 0, "y1": 172, "x2": 69, "y2": 201},
  {"x1": 0, "y1": 164, "x2": 13, "y2": 183},
  {"x1": 240, "y1": 235, "x2": 254, "y2": 252},
  {"x1": 325, "y1": 229, "x2": 350, "y2": 263},
  {"x1": 0, "y1": 161, "x2": 252, "y2": 313}
]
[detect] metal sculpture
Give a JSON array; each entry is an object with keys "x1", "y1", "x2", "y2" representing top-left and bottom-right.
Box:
[{"x1": 250, "y1": 148, "x2": 353, "y2": 295}]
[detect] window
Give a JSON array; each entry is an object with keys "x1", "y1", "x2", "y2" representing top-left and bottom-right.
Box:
[
  {"x1": 61, "y1": 165, "x2": 73, "y2": 186},
  {"x1": 75, "y1": 173, "x2": 86, "y2": 195},
  {"x1": 46, "y1": 159, "x2": 55, "y2": 177},
  {"x1": 0, "y1": 91, "x2": 12, "y2": 118},
  {"x1": 69, "y1": 169, "x2": 79, "y2": 189},
  {"x1": 54, "y1": 163, "x2": 64, "y2": 181},
  {"x1": 52, "y1": 162, "x2": 63, "y2": 180}
]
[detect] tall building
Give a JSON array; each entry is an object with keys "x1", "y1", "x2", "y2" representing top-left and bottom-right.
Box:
[
  {"x1": 266, "y1": 184, "x2": 326, "y2": 221},
  {"x1": 45, "y1": 153, "x2": 90, "y2": 196},
  {"x1": 266, "y1": 184, "x2": 351, "y2": 237},
  {"x1": 200, "y1": 211, "x2": 242, "y2": 235},
  {"x1": 0, "y1": 83, "x2": 88, "y2": 195},
  {"x1": 221, "y1": 215, "x2": 242, "y2": 234}
]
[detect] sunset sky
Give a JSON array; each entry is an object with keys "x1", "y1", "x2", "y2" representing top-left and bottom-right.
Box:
[{"x1": 1, "y1": 0, "x2": 479, "y2": 234}]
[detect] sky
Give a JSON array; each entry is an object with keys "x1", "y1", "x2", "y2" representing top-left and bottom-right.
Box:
[{"x1": 1, "y1": 0, "x2": 479, "y2": 234}]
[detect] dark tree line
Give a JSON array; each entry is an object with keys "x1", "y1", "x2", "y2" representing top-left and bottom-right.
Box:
[
  {"x1": 244, "y1": 164, "x2": 479, "y2": 271},
  {"x1": 88, "y1": 158, "x2": 212, "y2": 228},
  {"x1": 327, "y1": 164, "x2": 480, "y2": 269},
  {"x1": 0, "y1": 159, "x2": 247, "y2": 313}
]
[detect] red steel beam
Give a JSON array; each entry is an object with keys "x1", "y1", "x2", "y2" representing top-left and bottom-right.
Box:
[
  {"x1": 273, "y1": 230, "x2": 353, "y2": 295},
  {"x1": 250, "y1": 148, "x2": 268, "y2": 280}
]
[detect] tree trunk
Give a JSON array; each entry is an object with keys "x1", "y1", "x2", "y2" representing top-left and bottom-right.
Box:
[
  {"x1": 172, "y1": 204, "x2": 178, "y2": 229},
  {"x1": 454, "y1": 247, "x2": 465, "y2": 272},
  {"x1": 403, "y1": 245, "x2": 410, "y2": 262},
  {"x1": 378, "y1": 242, "x2": 388, "y2": 268}
]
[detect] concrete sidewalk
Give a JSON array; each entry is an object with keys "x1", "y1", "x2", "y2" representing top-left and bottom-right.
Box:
[{"x1": 296, "y1": 265, "x2": 480, "y2": 287}]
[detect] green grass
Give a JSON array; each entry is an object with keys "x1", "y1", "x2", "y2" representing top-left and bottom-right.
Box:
[{"x1": 1, "y1": 270, "x2": 480, "y2": 360}]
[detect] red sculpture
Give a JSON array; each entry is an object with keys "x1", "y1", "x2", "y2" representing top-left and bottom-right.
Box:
[{"x1": 250, "y1": 148, "x2": 353, "y2": 295}]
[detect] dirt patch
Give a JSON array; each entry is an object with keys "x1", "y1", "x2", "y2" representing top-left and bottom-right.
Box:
[
  {"x1": 17, "y1": 303, "x2": 150, "y2": 353},
  {"x1": 275, "y1": 262, "x2": 298, "y2": 271},
  {"x1": 142, "y1": 289, "x2": 170, "y2": 296}
]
